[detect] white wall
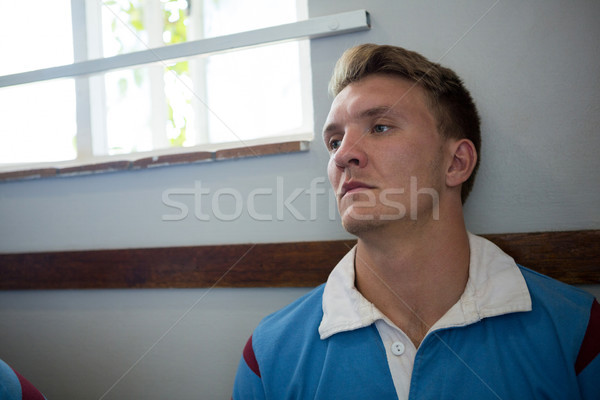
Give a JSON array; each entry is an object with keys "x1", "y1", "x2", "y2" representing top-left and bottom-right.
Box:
[
  {"x1": 0, "y1": 1, "x2": 599, "y2": 398},
  {"x1": 0, "y1": 288, "x2": 313, "y2": 399}
]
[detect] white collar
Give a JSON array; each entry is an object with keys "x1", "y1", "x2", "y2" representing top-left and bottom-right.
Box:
[{"x1": 318, "y1": 232, "x2": 532, "y2": 340}]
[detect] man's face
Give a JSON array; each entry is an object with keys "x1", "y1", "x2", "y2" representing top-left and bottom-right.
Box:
[{"x1": 323, "y1": 74, "x2": 451, "y2": 235}]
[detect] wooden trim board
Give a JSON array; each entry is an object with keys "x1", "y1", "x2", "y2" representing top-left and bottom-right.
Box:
[{"x1": 1, "y1": 230, "x2": 598, "y2": 289}]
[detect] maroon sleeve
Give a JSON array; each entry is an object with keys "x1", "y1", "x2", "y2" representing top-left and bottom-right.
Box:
[
  {"x1": 243, "y1": 335, "x2": 261, "y2": 377},
  {"x1": 10, "y1": 367, "x2": 46, "y2": 400},
  {"x1": 575, "y1": 299, "x2": 600, "y2": 375}
]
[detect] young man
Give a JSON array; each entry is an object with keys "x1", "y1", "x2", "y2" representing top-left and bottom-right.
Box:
[{"x1": 232, "y1": 44, "x2": 599, "y2": 399}]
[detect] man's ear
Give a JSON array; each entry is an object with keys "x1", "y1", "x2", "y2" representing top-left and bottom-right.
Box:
[{"x1": 446, "y1": 139, "x2": 477, "y2": 188}]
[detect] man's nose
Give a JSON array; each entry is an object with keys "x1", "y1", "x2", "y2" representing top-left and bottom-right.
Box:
[{"x1": 333, "y1": 129, "x2": 368, "y2": 169}]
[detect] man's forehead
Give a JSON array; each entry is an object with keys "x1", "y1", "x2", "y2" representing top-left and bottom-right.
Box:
[
  {"x1": 325, "y1": 104, "x2": 399, "y2": 124},
  {"x1": 333, "y1": 75, "x2": 425, "y2": 111}
]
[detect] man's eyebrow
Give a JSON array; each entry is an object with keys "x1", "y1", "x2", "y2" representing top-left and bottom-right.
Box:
[
  {"x1": 322, "y1": 106, "x2": 403, "y2": 136},
  {"x1": 358, "y1": 106, "x2": 398, "y2": 120},
  {"x1": 322, "y1": 122, "x2": 340, "y2": 137}
]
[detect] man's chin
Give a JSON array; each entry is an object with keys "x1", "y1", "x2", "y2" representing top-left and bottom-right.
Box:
[{"x1": 341, "y1": 216, "x2": 385, "y2": 236}]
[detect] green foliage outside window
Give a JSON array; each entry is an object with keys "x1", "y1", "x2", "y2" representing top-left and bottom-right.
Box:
[{"x1": 105, "y1": 0, "x2": 194, "y2": 149}]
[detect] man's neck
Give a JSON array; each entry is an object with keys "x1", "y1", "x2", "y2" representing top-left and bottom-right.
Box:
[{"x1": 354, "y1": 212, "x2": 470, "y2": 347}]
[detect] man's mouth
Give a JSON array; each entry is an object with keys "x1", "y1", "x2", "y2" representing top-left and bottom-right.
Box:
[{"x1": 340, "y1": 181, "x2": 375, "y2": 197}]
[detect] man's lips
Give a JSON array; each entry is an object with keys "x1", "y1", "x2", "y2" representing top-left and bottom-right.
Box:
[{"x1": 340, "y1": 181, "x2": 375, "y2": 197}]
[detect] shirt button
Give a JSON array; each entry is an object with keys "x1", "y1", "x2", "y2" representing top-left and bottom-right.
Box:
[{"x1": 391, "y1": 341, "x2": 405, "y2": 356}]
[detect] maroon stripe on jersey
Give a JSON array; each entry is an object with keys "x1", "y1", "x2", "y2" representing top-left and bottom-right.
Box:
[
  {"x1": 243, "y1": 335, "x2": 261, "y2": 378},
  {"x1": 575, "y1": 299, "x2": 600, "y2": 375},
  {"x1": 10, "y1": 367, "x2": 46, "y2": 400}
]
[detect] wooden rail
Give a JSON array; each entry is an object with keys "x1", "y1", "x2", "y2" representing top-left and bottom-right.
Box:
[{"x1": 1, "y1": 230, "x2": 598, "y2": 289}]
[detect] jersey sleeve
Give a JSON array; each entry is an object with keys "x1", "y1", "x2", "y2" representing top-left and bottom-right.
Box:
[
  {"x1": 0, "y1": 359, "x2": 46, "y2": 400},
  {"x1": 575, "y1": 299, "x2": 600, "y2": 399},
  {"x1": 232, "y1": 335, "x2": 266, "y2": 400}
]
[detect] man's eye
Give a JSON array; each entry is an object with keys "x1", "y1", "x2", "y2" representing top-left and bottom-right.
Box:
[
  {"x1": 329, "y1": 139, "x2": 342, "y2": 150},
  {"x1": 373, "y1": 124, "x2": 390, "y2": 133}
]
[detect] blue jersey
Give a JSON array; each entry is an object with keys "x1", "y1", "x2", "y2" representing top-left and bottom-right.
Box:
[{"x1": 233, "y1": 266, "x2": 599, "y2": 399}]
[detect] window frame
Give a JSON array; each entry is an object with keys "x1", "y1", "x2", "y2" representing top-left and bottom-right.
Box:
[{"x1": 0, "y1": 6, "x2": 370, "y2": 177}]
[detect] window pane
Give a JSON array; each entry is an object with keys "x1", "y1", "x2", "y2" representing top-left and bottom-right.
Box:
[
  {"x1": 0, "y1": 80, "x2": 77, "y2": 163},
  {"x1": 204, "y1": 41, "x2": 306, "y2": 144},
  {"x1": 203, "y1": 0, "x2": 297, "y2": 37},
  {"x1": 104, "y1": 66, "x2": 155, "y2": 155},
  {"x1": 0, "y1": 0, "x2": 73, "y2": 75},
  {"x1": 99, "y1": 42, "x2": 308, "y2": 154},
  {"x1": 101, "y1": 0, "x2": 150, "y2": 57}
]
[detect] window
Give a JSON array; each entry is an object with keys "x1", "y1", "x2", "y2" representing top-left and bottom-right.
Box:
[
  {"x1": 0, "y1": 0, "x2": 77, "y2": 164},
  {"x1": 95, "y1": 0, "x2": 310, "y2": 156},
  {"x1": 0, "y1": 2, "x2": 369, "y2": 174}
]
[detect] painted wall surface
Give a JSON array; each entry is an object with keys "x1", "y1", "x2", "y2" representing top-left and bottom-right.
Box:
[{"x1": 0, "y1": 1, "x2": 598, "y2": 398}]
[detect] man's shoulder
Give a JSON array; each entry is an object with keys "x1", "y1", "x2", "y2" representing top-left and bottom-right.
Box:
[
  {"x1": 517, "y1": 265, "x2": 595, "y2": 338},
  {"x1": 518, "y1": 264, "x2": 594, "y2": 309},
  {"x1": 516, "y1": 265, "x2": 600, "y2": 382},
  {"x1": 253, "y1": 284, "x2": 325, "y2": 347}
]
